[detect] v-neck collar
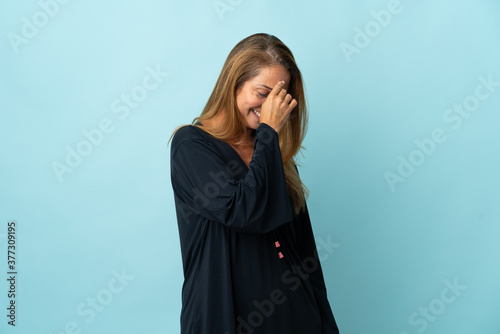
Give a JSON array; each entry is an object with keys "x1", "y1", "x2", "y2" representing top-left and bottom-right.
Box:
[{"x1": 193, "y1": 122, "x2": 250, "y2": 172}]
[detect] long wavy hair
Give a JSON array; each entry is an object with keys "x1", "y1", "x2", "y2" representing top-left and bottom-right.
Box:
[{"x1": 169, "y1": 33, "x2": 309, "y2": 216}]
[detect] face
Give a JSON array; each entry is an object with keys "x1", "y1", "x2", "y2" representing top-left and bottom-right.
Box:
[{"x1": 235, "y1": 65, "x2": 290, "y2": 130}]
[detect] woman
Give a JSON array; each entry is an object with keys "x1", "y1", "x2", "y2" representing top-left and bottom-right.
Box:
[{"x1": 169, "y1": 33, "x2": 340, "y2": 334}]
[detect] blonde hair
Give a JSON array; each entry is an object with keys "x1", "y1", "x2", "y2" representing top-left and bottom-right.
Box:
[{"x1": 169, "y1": 33, "x2": 309, "y2": 216}]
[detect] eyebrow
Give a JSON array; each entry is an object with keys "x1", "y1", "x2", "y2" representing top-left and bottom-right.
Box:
[{"x1": 257, "y1": 84, "x2": 272, "y2": 90}]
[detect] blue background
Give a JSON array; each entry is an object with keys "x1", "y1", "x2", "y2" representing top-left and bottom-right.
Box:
[{"x1": 1, "y1": 0, "x2": 499, "y2": 333}]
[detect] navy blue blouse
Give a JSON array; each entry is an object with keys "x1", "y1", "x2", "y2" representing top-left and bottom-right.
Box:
[{"x1": 170, "y1": 122, "x2": 339, "y2": 334}]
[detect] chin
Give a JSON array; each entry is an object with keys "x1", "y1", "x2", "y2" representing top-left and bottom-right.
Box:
[
  {"x1": 247, "y1": 120, "x2": 260, "y2": 130},
  {"x1": 247, "y1": 112, "x2": 261, "y2": 129}
]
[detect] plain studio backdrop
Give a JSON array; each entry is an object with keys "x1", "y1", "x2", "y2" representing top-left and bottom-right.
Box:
[{"x1": 1, "y1": 1, "x2": 500, "y2": 333}]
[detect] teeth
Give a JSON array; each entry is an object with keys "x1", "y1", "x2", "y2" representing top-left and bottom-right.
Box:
[{"x1": 251, "y1": 109, "x2": 260, "y2": 117}]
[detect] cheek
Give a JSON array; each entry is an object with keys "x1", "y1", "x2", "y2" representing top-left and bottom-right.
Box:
[
  {"x1": 249, "y1": 93, "x2": 264, "y2": 106},
  {"x1": 239, "y1": 93, "x2": 259, "y2": 111}
]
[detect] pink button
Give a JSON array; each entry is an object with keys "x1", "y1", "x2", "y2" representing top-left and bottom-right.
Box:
[
  {"x1": 278, "y1": 252, "x2": 284, "y2": 259},
  {"x1": 275, "y1": 241, "x2": 280, "y2": 248}
]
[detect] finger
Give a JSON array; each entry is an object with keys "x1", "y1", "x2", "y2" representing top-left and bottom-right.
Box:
[
  {"x1": 271, "y1": 81, "x2": 285, "y2": 96},
  {"x1": 283, "y1": 93, "x2": 292, "y2": 104},
  {"x1": 278, "y1": 88, "x2": 287, "y2": 100},
  {"x1": 285, "y1": 99, "x2": 298, "y2": 113}
]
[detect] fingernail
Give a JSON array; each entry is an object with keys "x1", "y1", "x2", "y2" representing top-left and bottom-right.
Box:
[{"x1": 281, "y1": 80, "x2": 285, "y2": 84}]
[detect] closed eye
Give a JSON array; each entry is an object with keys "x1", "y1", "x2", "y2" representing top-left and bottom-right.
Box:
[{"x1": 258, "y1": 92, "x2": 268, "y2": 98}]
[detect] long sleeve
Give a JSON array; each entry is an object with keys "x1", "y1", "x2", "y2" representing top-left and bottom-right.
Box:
[{"x1": 170, "y1": 122, "x2": 294, "y2": 234}]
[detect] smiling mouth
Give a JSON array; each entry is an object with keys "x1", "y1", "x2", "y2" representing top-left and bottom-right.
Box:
[{"x1": 251, "y1": 108, "x2": 260, "y2": 117}]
